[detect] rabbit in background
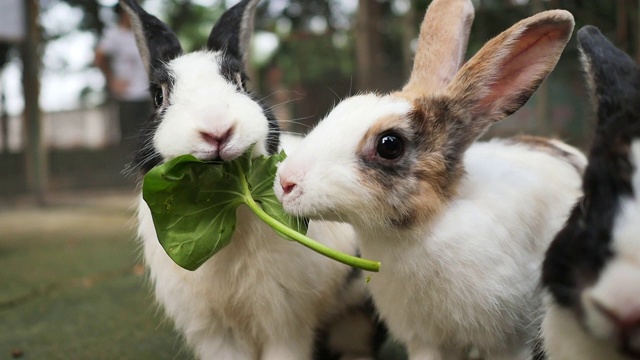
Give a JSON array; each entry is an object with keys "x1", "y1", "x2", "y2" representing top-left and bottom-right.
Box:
[
  {"x1": 275, "y1": 2, "x2": 585, "y2": 359},
  {"x1": 120, "y1": 0, "x2": 382, "y2": 359},
  {"x1": 541, "y1": 25, "x2": 640, "y2": 360}
]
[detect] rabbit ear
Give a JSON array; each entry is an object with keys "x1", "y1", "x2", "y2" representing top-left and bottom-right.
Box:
[
  {"x1": 402, "y1": 0, "x2": 475, "y2": 95},
  {"x1": 119, "y1": 0, "x2": 182, "y2": 76},
  {"x1": 207, "y1": 0, "x2": 259, "y2": 65},
  {"x1": 578, "y1": 25, "x2": 640, "y2": 125},
  {"x1": 443, "y1": 10, "x2": 574, "y2": 149},
  {"x1": 578, "y1": 26, "x2": 640, "y2": 190}
]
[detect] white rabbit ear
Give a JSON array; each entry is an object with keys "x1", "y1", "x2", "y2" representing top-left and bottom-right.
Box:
[
  {"x1": 402, "y1": 0, "x2": 475, "y2": 96},
  {"x1": 119, "y1": 0, "x2": 183, "y2": 76},
  {"x1": 444, "y1": 10, "x2": 574, "y2": 149},
  {"x1": 207, "y1": 0, "x2": 259, "y2": 65}
]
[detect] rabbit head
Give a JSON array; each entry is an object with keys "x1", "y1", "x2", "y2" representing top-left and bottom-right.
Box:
[
  {"x1": 542, "y1": 26, "x2": 640, "y2": 358},
  {"x1": 120, "y1": 0, "x2": 278, "y2": 173},
  {"x1": 276, "y1": 7, "x2": 574, "y2": 229}
]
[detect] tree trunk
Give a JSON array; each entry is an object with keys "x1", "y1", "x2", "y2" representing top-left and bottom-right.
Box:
[
  {"x1": 355, "y1": 0, "x2": 385, "y2": 92},
  {"x1": 1, "y1": 76, "x2": 8, "y2": 153},
  {"x1": 616, "y1": 0, "x2": 629, "y2": 52},
  {"x1": 637, "y1": 0, "x2": 640, "y2": 62},
  {"x1": 22, "y1": 0, "x2": 47, "y2": 205}
]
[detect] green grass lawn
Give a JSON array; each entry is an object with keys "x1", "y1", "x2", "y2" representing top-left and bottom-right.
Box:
[
  {"x1": 0, "y1": 192, "x2": 188, "y2": 360},
  {"x1": 0, "y1": 191, "x2": 407, "y2": 360}
]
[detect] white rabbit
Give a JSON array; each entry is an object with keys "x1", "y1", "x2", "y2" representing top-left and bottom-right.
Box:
[
  {"x1": 541, "y1": 25, "x2": 640, "y2": 360},
  {"x1": 275, "y1": 6, "x2": 585, "y2": 360},
  {"x1": 120, "y1": 0, "x2": 381, "y2": 359}
]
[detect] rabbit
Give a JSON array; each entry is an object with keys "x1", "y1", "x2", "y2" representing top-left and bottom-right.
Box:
[
  {"x1": 540, "y1": 25, "x2": 640, "y2": 360},
  {"x1": 119, "y1": 0, "x2": 381, "y2": 359},
  {"x1": 275, "y1": 6, "x2": 586, "y2": 360}
]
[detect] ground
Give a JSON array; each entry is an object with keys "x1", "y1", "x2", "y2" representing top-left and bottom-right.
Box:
[
  {"x1": 0, "y1": 189, "x2": 406, "y2": 360},
  {"x1": 0, "y1": 190, "x2": 189, "y2": 360}
]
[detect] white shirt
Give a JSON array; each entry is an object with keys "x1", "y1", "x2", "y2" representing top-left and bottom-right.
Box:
[{"x1": 98, "y1": 26, "x2": 149, "y2": 101}]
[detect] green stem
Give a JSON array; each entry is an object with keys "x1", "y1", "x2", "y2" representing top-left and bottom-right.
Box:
[{"x1": 237, "y1": 165, "x2": 380, "y2": 272}]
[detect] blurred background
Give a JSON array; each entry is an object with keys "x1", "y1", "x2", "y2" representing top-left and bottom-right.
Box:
[
  {"x1": 0, "y1": 0, "x2": 638, "y2": 359},
  {"x1": 1, "y1": 0, "x2": 639, "y2": 199}
]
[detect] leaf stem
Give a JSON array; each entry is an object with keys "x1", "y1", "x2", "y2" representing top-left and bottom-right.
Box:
[{"x1": 236, "y1": 164, "x2": 380, "y2": 272}]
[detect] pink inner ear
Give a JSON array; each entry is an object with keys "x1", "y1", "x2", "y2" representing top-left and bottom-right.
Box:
[{"x1": 481, "y1": 24, "x2": 568, "y2": 113}]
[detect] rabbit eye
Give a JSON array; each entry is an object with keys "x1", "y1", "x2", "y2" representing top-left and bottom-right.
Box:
[
  {"x1": 376, "y1": 133, "x2": 404, "y2": 160},
  {"x1": 154, "y1": 89, "x2": 164, "y2": 108}
]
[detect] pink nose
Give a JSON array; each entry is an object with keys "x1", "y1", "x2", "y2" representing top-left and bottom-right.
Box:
[
  {"x1": 201, "y1": 128, "x2": 232, "y2": 147},
  {"x1": 592, "y1": 299, "x2": 640, "y2": 350},
  {"x1": 280, "y1": 179, "x2": 297, "y2": 195}
]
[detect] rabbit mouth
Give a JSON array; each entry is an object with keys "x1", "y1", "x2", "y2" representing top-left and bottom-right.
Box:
[{"x1": 193, "y1": 148, "x2": 223, "y2": 162}]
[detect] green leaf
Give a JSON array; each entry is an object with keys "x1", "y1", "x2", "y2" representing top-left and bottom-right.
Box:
[
  {"x1": 143, "y1": 148, "x2": 381, "y2": 273},
  {"x1": 246, "y1": 150, "x2": 308, "y2": 238},
  {"x1": 142, "y1": 154, "x2": 246, "y2": 270}
]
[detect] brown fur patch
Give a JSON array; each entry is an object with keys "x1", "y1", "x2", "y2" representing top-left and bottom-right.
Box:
[
  {"x1": 508, "y1": 135, "x2": 585, "y2": 173},
  {"x1": 356, "y1": 113, "x2": 410, "y2": 159},
  {"x1": 356, "y1": 98, "x2": 467, "y2": 229}
]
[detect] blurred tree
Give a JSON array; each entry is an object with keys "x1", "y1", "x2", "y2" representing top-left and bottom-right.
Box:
[
  {"x1": 19, "y1": 0, "x2": 640, "y2": 144},
  {"x1": 52, "y1": 0, "x2": 104, "y2": 34},
  {"x1": 0, "y1": 43, "x2": 12, "y2": 152}
]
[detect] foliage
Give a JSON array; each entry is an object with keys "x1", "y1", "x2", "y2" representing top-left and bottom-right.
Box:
[{"x1": 143, "y1": 148, "x2": 381, "y2": 272}]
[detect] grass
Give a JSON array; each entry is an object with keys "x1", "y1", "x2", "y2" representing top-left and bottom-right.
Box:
[{"x1": 0, "y1": 192, "x2": 190, "y2": 360}]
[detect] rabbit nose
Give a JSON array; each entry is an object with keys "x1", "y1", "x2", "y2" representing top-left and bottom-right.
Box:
[
  {"x1": 280, "y1": 178, "x2": 297, "y2": 195},
  {"x1": 591, "y1": 298, "x2": 640, "y2": 349},
  {"x1": 200, "y1": 128, "x2": 232, "y2": 147}
]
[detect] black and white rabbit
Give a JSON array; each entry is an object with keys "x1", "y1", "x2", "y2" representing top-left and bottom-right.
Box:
[
  {"x1": 120, "y1": 0, "x2": 377, "y2": 359},
  {"x1": 541, "y1": 25, "x2": 640, "y2": 360},
  {"x1": 275, "y1": 5, "x2": 586, "y2": 360}
]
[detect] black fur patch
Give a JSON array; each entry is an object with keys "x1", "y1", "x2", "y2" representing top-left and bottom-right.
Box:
[
  {"x1": 206, "y1": 0, "x2": 252, "y2": 61},
  {"x1": 217, "y1": 55, "x2": 247, "y2": 91},
  {"x1": 531, "y1": 328, "x2": 547, "y2": 360},
  {"x1": 121, "y1": 0, "x2": 182, "y2": 75},
  {"x1": 134, "y1": 66, "x2": 176, "y2": 174},
  {"x1": 312, "y1": 297, "x2": 388, "y2": 360},
  {"x1": 542, "y1": 26, "x2": 640, "y2": 312}
]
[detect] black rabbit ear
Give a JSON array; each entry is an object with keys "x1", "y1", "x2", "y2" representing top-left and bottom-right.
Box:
[
  {"x1": 207, "y1": 0, "x2": 258, "y2": 64},
  {"x1": 119, "y1": 0, "x2": 183, "y2": 76},
  {"x1": 578, "y1": 26, "x2": 640, "y2": 123}
]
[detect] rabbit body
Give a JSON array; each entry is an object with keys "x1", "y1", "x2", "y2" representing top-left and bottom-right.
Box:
[
  {"x1": 137, "y1": 176, "x2": 359, "y2": 360},
  {"x1": 275, "y1": 6, "x2": 581, "y2": 360},
  {"x1": 132, "y1": 54, "x2": 364, "y2": 358},
  {"x1": 120, "y1": 0, "x2": 373, "y2": 358},
  {"x1": 541, "y1": 26, "x2": 640, "y2": 360},
  {"x1": 348, "y1": 138, "x2": 584, "y2": 359}
]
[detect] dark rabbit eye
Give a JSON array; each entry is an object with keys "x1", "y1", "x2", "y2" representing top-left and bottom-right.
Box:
[
  {"x1": 376, "y1": 133, "x2": 404, "y2": 160},
  {"x1": 154, "y1": 88, "x2": 164, "y2": 108}
]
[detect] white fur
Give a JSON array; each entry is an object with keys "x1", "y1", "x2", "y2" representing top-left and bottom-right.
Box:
[
  {"x1": 543, "y1": 141, "x2": 640, "y2": 360},
  {"x1": 154, "y1": 51, "x2": 271, "y2": 161},
  {"x1": 542, "y1": 297, "x2": 626, "y2": 360},
  {"x1": 276, "y1": 93, "x2": 584, "y2": 359},
  {"x1": 138, "y1": 51, "x2": 365, "y2": 359},
  {"x1": 276, "y1": 95, "x2": 414, "y2": 226},
  {"x1": 138, "y1": 199, "x2": 358, "y2": 359}
]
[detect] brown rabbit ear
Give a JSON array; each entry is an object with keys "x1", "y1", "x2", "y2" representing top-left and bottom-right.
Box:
[
  {"x1": 402, "y1": 0, "x2": 475, "y2": 96},
  {"x1": 444, "y1": 9, "x2": 574, "y2": 149}
]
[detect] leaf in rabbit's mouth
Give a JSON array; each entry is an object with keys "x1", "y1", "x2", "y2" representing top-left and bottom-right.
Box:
[{"x1": 142, "y1": 146, "x2": 381, "y2": 272}]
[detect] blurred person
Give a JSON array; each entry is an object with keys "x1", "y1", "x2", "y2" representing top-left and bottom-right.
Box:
[{"x1": 95, "y1": 3, "x2": 151, "y2": 149}]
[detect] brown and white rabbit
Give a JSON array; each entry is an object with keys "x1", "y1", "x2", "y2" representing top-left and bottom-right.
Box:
[
  {"x1": 541, "y1": 25, "x2": 640, "y2": 360},
  {"x1": 120, "y1": 0, "x2": 379, "y2": 359},
  {"x1": 275, "y1": 7, "x2": 585, "y2": 360}
]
